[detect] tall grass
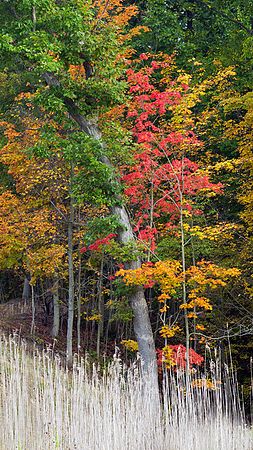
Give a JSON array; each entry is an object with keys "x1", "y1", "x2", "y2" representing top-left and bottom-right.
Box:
[{"x1": 0, "y1": 334, "x2": 251, "y2": 450}]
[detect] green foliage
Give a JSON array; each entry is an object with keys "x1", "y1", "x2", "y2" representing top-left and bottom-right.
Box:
[
  {"x1": 0, "y1": 163, "x2": 14, "y2": 193},
  {"x1": 0, "y1": 0, "x2": 252, "y2": 393},
  {"x1": 106, "y1": 240, "x2": 145, "y2": 263},
  {"x1": 102, "y1": 121, "x2": 136, "y2": 166},
  {"x1": 84, "y1": 216, "x2": 121, "y2": 243},
  {"x1": 132, "y1": 0, "x2": 253, "y2": 88},
  {"x1": 107, "y1": 298, "x2": 133, "y2": 323}
]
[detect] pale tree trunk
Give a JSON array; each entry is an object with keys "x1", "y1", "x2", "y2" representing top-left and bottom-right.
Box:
[
  {"x1": 30, "y1": 284, "x2": 35, "y2": 334},
  {"x1": 114, "y1": 206, "x2": 158, "y2": 379},
  {"x1": 179, "y1": 189, "x2": 190, "y2": 375},
  {"x1": 66, "y1": 166, "x2": 75, "y2": 367},
  {"x1": 52, "y1": 276, "x2": 60, "y2": 338},
  {"x1": 42, "y1": 73, "x2": 158, "y2": 382},
  {"x1": 77, "y1": 253, "x2": 82, "y2": 352},
  {"x1": 96, "y1": 255, "x2": 104, "y2": 358},
  {"x1": 32, "y1": 5, "x2": 36, "y2": 32},
  {"x1": 77, "y1": 208, "x2": 82, "y2": 352},
  {"x1": 190, "y1": 220, "x2": 197, "y2": 352},
  {"x1": 79, "y1": 121, "x2": 158, "y2": 379},
  {"x1": 82, "y1": 127, "x2": 157, "y2": 380},
  {"x1": 22, "y1": 276, "x2": 30, "y2": 305}
]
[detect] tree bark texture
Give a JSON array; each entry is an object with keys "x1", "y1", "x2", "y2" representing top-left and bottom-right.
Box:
[
  {"x1": 79, "y1": 121, "x2": 157, "y2": 379},
  {"x1": 96, "y1": 256, "x2": 104, "y2": 358},
  {"x1": 66, "y1": 171, "x2": 75, "y2": 367},
  {"x1": 22, "y1": 276, "x2": 30, "y2": 304},
  {"x1": 52, "y1": 276, "x2": 60, "y2": 338},
  {"x1": 42, "y1": 72, "x2": 158, "y2": 380}
]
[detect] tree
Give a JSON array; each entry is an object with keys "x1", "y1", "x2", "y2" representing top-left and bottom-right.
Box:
[
  {"x1": 129, "y1": 0, "x2": 253, "y2": 89},
  {"x1": 0, "y1": 0, "x2": 158, "y2": 377},
  {"x1": 114, "y1": 54, "x2": 240, "y2": 368}
]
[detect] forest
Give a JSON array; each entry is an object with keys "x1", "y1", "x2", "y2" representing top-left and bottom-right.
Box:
[{"x1": 0, "y1": 1, "x2": 252, "y2": 449}]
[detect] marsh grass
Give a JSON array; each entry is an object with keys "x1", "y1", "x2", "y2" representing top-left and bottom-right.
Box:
[{"x1": 0, "y1": 334, "x2": 251, "y2": 450}]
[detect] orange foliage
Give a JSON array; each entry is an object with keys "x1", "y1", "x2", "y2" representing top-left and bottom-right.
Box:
[
  {"x1": 68, "y1": 64, "x2": 86, "y2": 81},
  {"x1": 92, "y1": 0, "x2": 148, "y2": 43},
  {"x1": 0, "y1": 120, "x2": 69, "y2": 279}
]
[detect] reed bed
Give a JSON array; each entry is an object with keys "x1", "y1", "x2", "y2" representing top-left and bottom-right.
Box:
[{"x1": 0, "y1": 334, "x2": 251, "y2": 450}]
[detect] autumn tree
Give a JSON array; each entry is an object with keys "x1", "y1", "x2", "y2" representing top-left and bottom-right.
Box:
[
  {"x1": 0, "y1": 0, "x2": 251, "y2": 392},
  {"x1": 131, "y1": 0, "x2": 253, "y2": 89},
  {"x1": 113, "y1": 55, "x2": 241, "y2": 368},
  {"x1": 0, "y1": 0, "x2": 159, "y2": 377}
]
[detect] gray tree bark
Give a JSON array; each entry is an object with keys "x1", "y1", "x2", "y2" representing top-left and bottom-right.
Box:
[
  {"x1": 30, "y1": 284, "x2": 35, "y2": 334},
  {"x1": 76, "y1": 118, "x2": 157, "y2": 380},
  {"x1": 66, "y1": 167, "x2": 75, "y2": 368},
  {"x1": 22, "y1": 276, "x2": 30, "y2": 305},
  {"x1": 77, "y1": 254, "x2": 82, "y2": 352},
  {"x1": 52, "y1": 276, "x2": 60, "y2": 338},
  {"x1": 96, "y1": 255, "x2": 104, "y2": 358},
  {"x1": 42, "y1": 73, "x2": 158, "y2": 382}
]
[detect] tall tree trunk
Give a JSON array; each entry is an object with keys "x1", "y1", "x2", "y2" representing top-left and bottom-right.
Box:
[
  {"x1": 77, "y1": 254, "x2": 82, "y2": 352},
  {"x1": 114, "y1": 206, "x2": 157, "y2": 378},
  {"x1": 179, "y1": 189, "x2": 190, "y2": 373},
  {"x1": 30, "y1": 284, "x2": 35, "y2": 334},
  {"x1": 22, "y1": 276, "x2": 30, "y2": 305},
  {"x1": 67, "y1": 103, "x2": 158, "y2": 377},
  {"x1": 78, "y1": 122, "x2": 157, "y2": 379},
  {"x1": 52, "y1": 276, "x2": 60, "y2": 338},
  {"x1": 77, "y1": 208, "x2": 82, "y2": 352},
  {"x1": 66, "y1": 168, "x2": 75, "y2": 367},
  {"x1": 42, "y1": 73, "x2": 158, "y2": 381},
  {"x1": 96, "y1": 255, "x2": 104, "y2": 358}
]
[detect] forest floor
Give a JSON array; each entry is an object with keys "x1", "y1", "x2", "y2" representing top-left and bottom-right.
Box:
[
  {"x1": 0, "y1": 298, "x2": 116, "y2": 360},
  {"x1": 0, "y1": 299, "x2": 63, "y2": 348}
]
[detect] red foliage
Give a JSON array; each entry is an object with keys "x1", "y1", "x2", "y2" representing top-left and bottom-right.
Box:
[
  {"x1": 108, "y1": 275, "x2": 116, "y2": 281},
  {"x1": 157, "y1": 344, "x2": 204, "y2": 370},
  {"x1": 80, "y1": 233, "x2": 117, "y2": 253},
  {"x1": 121, "y1": 57, "x2": 223, "y2": 254}
]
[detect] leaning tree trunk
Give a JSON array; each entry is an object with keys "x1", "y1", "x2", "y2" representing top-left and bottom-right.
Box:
[
  {"x1": 114, "y1": 206, "x2": 157, "y2": 376},
  {"x1": 42, "y1": 73, "x2": 158, "y2": 382},
  {"x1": 74, "y1": 117, "x2": 157, "y2": 379},
  {"x1": 78, "y1": 117, "x2": 157, "y2": 380}
]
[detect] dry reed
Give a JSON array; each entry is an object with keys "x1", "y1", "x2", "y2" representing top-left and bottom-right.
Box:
[{"x1": 0, "y1": 334, "x2": 251, "y2": 449}]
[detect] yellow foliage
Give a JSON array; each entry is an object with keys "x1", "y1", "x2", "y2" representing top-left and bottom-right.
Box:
[
  {"x1": 187, "y1": 312, "x2": 198, "y2": 319},
  {"x1": 121, "y1": 339, "x2": 138, "y2": 352},
  {"x1": 159, "y1": 305, "x2": 168, "y2": 313},
  {"x1": 196, "y1": 324, "x2": 205, "y2": 331},
  {"x1": 188, "y1": 223, "x2": 239, "y2": 242},
  {"x1": 223, "y1": 92, "x2": 253, "y2": 231},
  {"x1": 85, "y1": 313, "x2": 102, "y2": 322},
  {"x1": 116, "y1": 260, "x2": 181, "y2": 297},
  {"x1": 180, "y1": 297, "x2": 212, "y2": 311},
  {"x1": 161, "y1": 345, "x2": 176, "y2": 369},
  {"x1": 186, "y1": 261, "x2": 240, "y2": 290},
  {"x1": 0, "y1": 118, "x2": 87, "y2": 280},
  {"x1": 191, "y1": 378, "x2": 217, "y2": 390},
  {"x1": 213, "y1": 159, "x2": 238, "y2": 172},
  {"x1": 158, "y1": 293, "x2": 170, "y2": 303},
  {"x1": 117, "y1": 259, "x2": 240, "y2": 318},
  {"x1": 91, "y1": 0, "x2": 146, "y2": 44},
  {"x1": 27, "y1": 245, "x2": 66, "y2": 283},
  {"x1": 188, "y1": 297, "x2": 212, "y2": 311},
  {"x1": 68, "y1": 64, "x2": 86, "y2": 81},
  {"x1": 160, "y1": 325, "x2": 181, "y2": 339}
]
